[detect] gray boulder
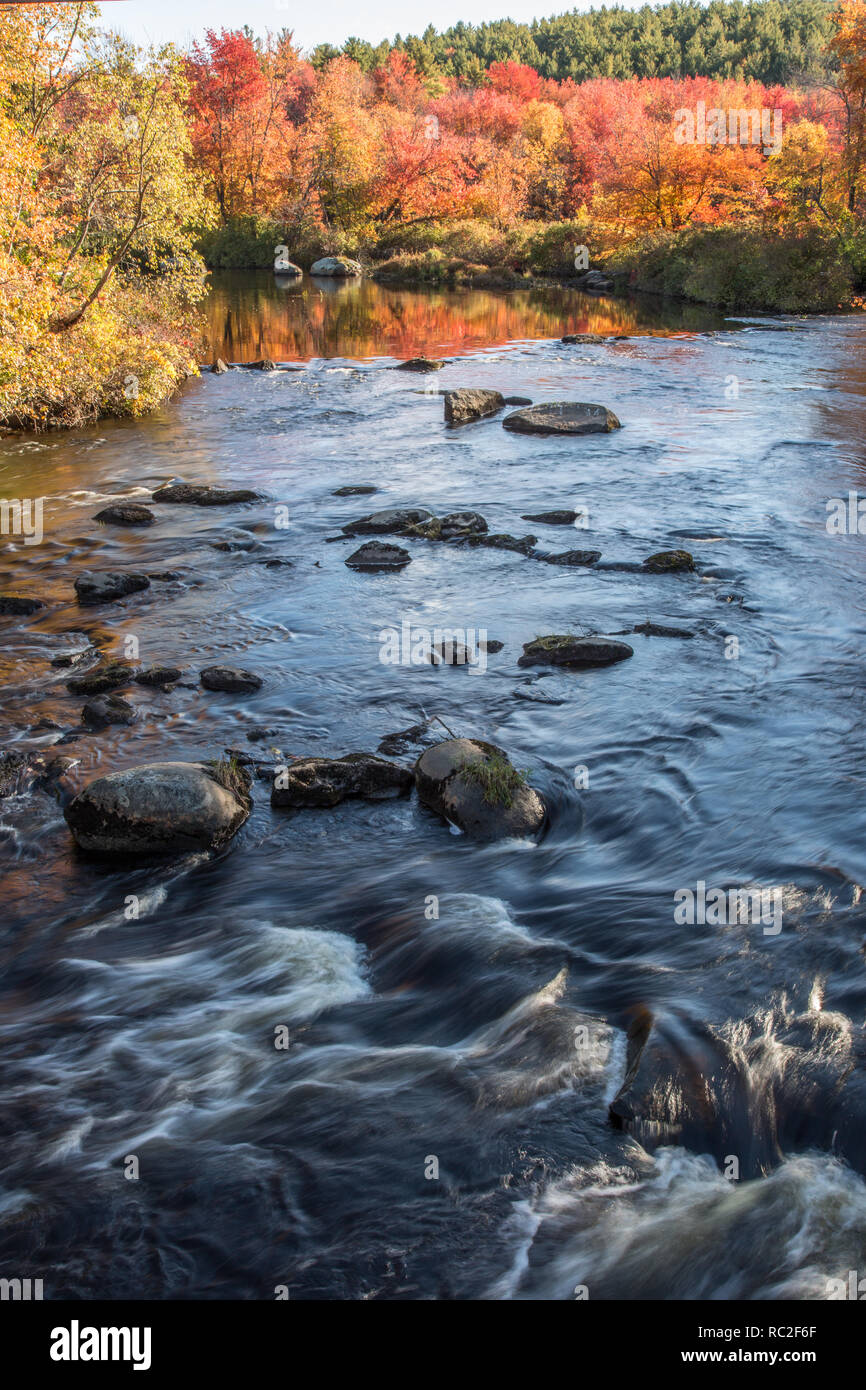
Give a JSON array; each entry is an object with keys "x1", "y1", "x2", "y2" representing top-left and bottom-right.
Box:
[
  {"x1": 64, "y1": 760, "x2": 252, "y2": 854},
  {"x1": 271, "y1": 752, "x2": 412, "y2": 808},
  {"x1": 518, "y1": 635, "x2": 633, "y2": 668},
  {"x1": 444, "y1": 389, "x2": 505, "y2": 425},
  {"x1": 310, "y1": 256, "x2": 362, "y2": 277},
  {"x1": 394, "y1": 358, "x2": 444, "y2": 372},
  {"x1": 644, "y1": 549, "x2": 695, "y2": 573},
  {"x1": 504, "y1": 402, "x2": 621, "y2": 435},
  {"x1": 94, "y1": 503, "x2": 155, "y2": 527},
  {"x1": 82, "y1": 694, "x2": 137, "y2": 728},
  {"x1": 151, "y1": 484, "x2": 260, "y2": 506},
  {"x1": 200, "y1": 666, "x2": 263, "y2": 694},
  {"x1": 0, "y1": 594, "x2": 45, "y2": 615},
  {"x1": 537, "y1": 549, "x2": 601, "y2": 567},
  {"x1": 66, "y1": 661, "x2": 137, "y2": 695},
  {"x1": 346, "y1": 541, "x2": 411, "y2": 571},
  {"x1": 74, "y1": 571, "x2": 151, "y2": 605},
  {"x1": 342, "y1": 507, "x2": 432, "y2": 536},
  {"x1": 415, "y1": 738, "x2": 545, "y2": 840}
]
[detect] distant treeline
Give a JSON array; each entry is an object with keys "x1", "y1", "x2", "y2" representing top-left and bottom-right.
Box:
[{"x1": 310, "y1": 0, "x2": 835, "y2": 86}]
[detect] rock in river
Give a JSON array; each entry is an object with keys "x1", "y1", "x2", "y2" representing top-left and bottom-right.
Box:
[
  {"x1": 444, "y1": 389, "x2": 505, "y2": 425},
  {"x1": 310, "y1": 256, "x2": 362, "y2": 277},
  {"x1": 518, "y1": 635, "x2": 633, "y2": 668},
  {"x1": 200, "y1": 666, "x2": 263, "y2": 694},
  {"x1": 135, "y1": 665, "x2": 184, "y2": 686},
  {"x1": 536, "y1": 549, "x2": 601, "y2": 567},
  {"x1": 522, "y1": 510, "x2": 579, "y2": 525},
  {"x1": 415, "y1": 738, "x2": 546, "y2": 840},
  {"x1": 644, "y1": 549, "x2": 695, "y2": 573},
  {"x1": 67, "y1": 661, "x2": 137, "y2": 694},
  {"x1": 345, "y1": 541, "x2": 411, "y2": 571},
  {"x1": 504, "y1": 402, "x2": 621, "y2": 435},
  {"x1": 394, "y1": 358, "x2": 445, "y2": 372},
  {"x1": 342, "y1": 507, "x2": 432, "y2": 536},
  {"x1": 0, "y1": 594, "x2": 45, "y2": 615},
  {"x1": 271, "y1": 752, "x2": 413, "y2": 808},
  {"x1": 64, "y1": 760, "x2": 252, "y2": 854},
  {"x1": 82, "y1": 694, "x2": 137, "y2": 728},
  {"x1": 74, "y1": 571, "x2": 151, "y2": 606},
  {"x1": 94, "y1": 502, "x2": 155, "y2": 527},
  {"x1": 332, "y1": 484, "x2": 378, "y2": 496},
  {"x1": 151, "y1": 484, "x2": 260, "y2": 506}
]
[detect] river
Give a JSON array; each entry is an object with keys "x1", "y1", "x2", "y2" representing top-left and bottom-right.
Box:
[{"x1": 1, "y1": 272, "x2": 866, "y2": 1299}]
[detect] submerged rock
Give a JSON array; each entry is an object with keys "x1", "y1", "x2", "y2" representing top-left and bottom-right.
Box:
[
  {"x1": 332, "y1": 484, "x2": 378, "y2": 496},
  {"x1": 632, "y1": 621, "x2": 695, "y2": 639},
  {"x1": 82, "y1": 694, "x2": 137, "y2": 728},
  {"x1": 394, "y1": 358, "x2": 445, "y2": 372},
  {"x1": 377, "y1": 719, "x2": 442, "y2": 757},
  {"x1": 271, "y1": 752, "x2": 413, "y2": 807},
  {"x1": 151, "y1": 484, "x2": 260, "y2": 506},
  {"x1": 644, "y1": 549, "x2": 695, "y2": 573},
  {"x1": 211, "y1": 529, "x2": 257, "y2": 552},
  {"x1": 504, "y1": 402, "x2": 621, "y2": 435},
  {"x1": 561, "y1": 333, "x2": 606, "y2": 344},
  {"x1": 465, "y1": 532, "x2": 537, "y2": 555},
  {"x1": 200, "y1": 666, "x2": 263, "y2": 694},
  {"x1": 346, "y1": 541, "x2": 411, "y2": 571},
  {"x1": 135, "y1": 665, "x2": 184, "y2": 685},
  {"x1": 342, "y1": 507, "x2": 432, "y2": 536},
  {"x1": 0, "y1": 594, "x2": 45, "y2": 615},
  {"x1": 503, "y1": 395, "x2": 533, "y2": 406},
  {"x1": 66, "y1": 661, "x2": 137, "y2": 694},
  {"x1": 310, "y1": 256, "x2": 362, "y2": 277},
  {"x1": 64, "y1": 760, "x2": 252, "y2": 854},
  {"x1": 415, "y1": 738, "x2": 546, "y2": 840},
  {"x1": 536, "y1": 549, "x2": 601, "y2": 567},
  {"x1": 74, "y1": 571, "x2": 151, "y2": 605},
  {"x1": 521, "y1": 510, "x2": 579, "y2": 525},
  {"x1": 444, "y1": 388, "x2": 505, "y2": 425},
  {"x1": 518, "y1": 635, "x2": 633, "y2": 668},
  {"x1": 249, "y1": 358, "x2": 276, "y2": 371},
  {"x1": 94, "y1": 502, "x2": 155, "y2": 527}
]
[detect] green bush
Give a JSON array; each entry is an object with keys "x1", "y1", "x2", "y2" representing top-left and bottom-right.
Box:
[{"x1": 607, "y1": 223, "x2": 855, "y2": 312}]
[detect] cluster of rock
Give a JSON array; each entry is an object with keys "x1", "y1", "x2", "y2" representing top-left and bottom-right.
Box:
[{"x1": 443, "y1": 389, "x2": 621, "y2": 434}]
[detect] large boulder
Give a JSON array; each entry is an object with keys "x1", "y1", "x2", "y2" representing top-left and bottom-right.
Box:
[
  {"x1": 504, "y1": 402, "x2": 621, "y2": 435},
  {"x1": 310, "y1": 256, "x2": 362, "y2": 277},
  {"x1": 518, "y1": 635, "x2": 633, "y2": 668},
  {"x1": 151, "y1": 484, "x2": 260, "y2": 506},
  {"x1": 444, "y1": 389, "x2": 505, "y2": 425},
  {"x1": 415, "y1": 738, "x2": 546, "y2": 840},
  {"x1": 522, "y1": 510, "x2": 579, "y2": 525},
  {"x1": 341, "y1": 507, "x2": 432, "y2": 536},
  {"x1": 94, "y1": 503, "x2": 155, "y2": 527},
  {"x1": 65, "y1": 761, "x2": 252, "y2": 853},
  {"x1": 345, "y1": 541, "x2": 411, "y2": 571},
  {"x1": 74, "y1": 571, "x2": 151, "y2": 606},
  {"x1": 271, "y1": 752, "x2": 413, "y2": 808}
]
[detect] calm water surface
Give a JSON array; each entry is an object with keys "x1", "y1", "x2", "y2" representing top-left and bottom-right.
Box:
[{"x1": 2, "y1": 277, "x2": 866, "y2": 1299}]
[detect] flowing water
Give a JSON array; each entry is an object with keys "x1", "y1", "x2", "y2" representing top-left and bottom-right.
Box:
[{"x1": 2, "y1": 273, "x2": 866, "y2": 1300}]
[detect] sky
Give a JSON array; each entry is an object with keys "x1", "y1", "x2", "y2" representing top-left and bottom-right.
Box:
[{"x1": 97, "y1": 0, "x2": 651, "y2": 57}]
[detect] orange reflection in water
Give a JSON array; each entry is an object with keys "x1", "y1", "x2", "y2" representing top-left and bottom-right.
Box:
[{"x1": 203, "y1": 271, "x2": 728, "y2": 364}]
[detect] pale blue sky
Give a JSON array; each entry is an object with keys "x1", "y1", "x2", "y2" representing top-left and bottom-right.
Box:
[{"x1": 98, "y1": 0, "x2": 650, "y2": 57}]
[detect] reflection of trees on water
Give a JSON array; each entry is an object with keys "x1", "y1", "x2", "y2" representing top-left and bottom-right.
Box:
[{"x1": 204, "y1": 271, "x2": 728, "y2": 362}]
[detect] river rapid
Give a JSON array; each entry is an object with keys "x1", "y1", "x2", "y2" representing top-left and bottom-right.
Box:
[{"x1": 2, "y1": 274, "x2": 866, "y2": 1300}]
